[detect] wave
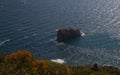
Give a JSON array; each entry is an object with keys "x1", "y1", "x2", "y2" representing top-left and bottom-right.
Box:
[
  {"x1": 51, "y1": 59, "x2": 65, "y2": 64},
  {"x1": 0, "y1": 39, "x2": 11, "y2": 46},
  {"x1": 21, "y1": 0, "x2": 27, "y2": 4},
  {"x1": 81, "y1": 32, "x2": 85, "y2": 36},
  {"x1": 55, "y1": 29, "x2": 58, "y2": 31},
  {"x1": 50, "y1": 37, "x2": 56, "y2": 42}
]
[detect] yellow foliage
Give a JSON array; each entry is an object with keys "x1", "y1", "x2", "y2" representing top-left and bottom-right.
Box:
[
  {"x1": 1, "y1": 50, "x2": 120, "y2": 75},
  {"x1": 32, "y1": 60, "x2": 48, "y2": 71},
  {"x1": 9, "y1": 50, "x2": 33, "y2": 62}
]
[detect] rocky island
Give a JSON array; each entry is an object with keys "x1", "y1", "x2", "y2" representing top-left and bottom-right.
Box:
[{"x1": 57, "y1": 28, "x2": 82, "y2": 42}]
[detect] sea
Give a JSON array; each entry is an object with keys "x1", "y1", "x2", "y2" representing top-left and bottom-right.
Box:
[{"x1": 1, "y1": 0, "x2": 120, "y2": 67}]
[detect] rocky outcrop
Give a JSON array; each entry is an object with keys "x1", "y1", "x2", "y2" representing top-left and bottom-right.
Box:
[{"x1": 57, "y1": 28, "x2": 82, "y2": 42}]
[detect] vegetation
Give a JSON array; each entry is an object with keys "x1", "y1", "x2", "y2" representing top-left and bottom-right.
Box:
[{"x1": 0, "y1": 50, "x2": 120, "y2": 75}]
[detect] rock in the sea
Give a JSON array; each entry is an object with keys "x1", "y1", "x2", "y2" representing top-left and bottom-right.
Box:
[{"x1": 57, "y1": 28, "x2": 82, "y2": 42}]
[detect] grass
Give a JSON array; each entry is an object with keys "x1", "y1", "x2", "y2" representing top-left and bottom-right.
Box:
[{"x1": 0, "y1": 50, "x2": 120, "y2": 75}]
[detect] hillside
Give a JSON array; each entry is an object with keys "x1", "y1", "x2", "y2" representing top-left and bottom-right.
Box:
[{"x1": 0, "y1": 50, "x2": 120, "y2": 75}]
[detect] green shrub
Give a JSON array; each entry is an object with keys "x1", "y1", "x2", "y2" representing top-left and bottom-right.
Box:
[{"x1": 0, "y1": 50, "x2": 120, "y2": 75}]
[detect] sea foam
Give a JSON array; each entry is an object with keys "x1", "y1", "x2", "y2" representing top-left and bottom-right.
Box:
[
  {"x1": 81, "y1": 32, "x2": 85, "y2": 36},
  {"x1": 51, "y1": 59, "x2": 65, "y2": 64},
  {"x1": 0, "y1": 39, "x2": 10, "y2": 46}
]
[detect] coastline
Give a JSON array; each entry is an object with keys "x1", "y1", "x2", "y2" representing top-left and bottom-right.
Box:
[{"x1": 0, "y1": 50, "x2": 120, "y2": 75}]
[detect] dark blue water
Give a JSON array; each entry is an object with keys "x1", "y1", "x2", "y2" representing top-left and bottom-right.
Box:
[{"x1": 1, "y1": 0, "x2": 120, "y2": 67}]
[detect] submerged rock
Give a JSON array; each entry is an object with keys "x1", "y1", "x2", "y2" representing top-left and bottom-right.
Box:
[{"x1": 57, "y1": 28, "x2": 82, "y2": 42}]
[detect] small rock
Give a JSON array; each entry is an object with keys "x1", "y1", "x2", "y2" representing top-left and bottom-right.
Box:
[{"x1": 92, "y1": 64, "x2": 99, "y2": 71}]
